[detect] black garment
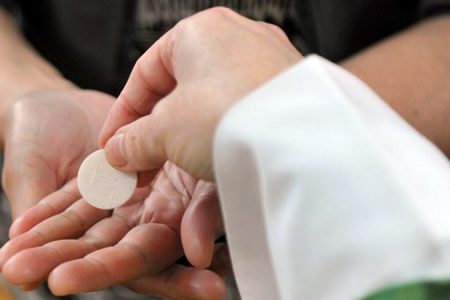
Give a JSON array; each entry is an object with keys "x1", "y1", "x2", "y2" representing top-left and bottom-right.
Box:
[{"x1": 1, "y1": 0, "x2": 449, "y2": 95}]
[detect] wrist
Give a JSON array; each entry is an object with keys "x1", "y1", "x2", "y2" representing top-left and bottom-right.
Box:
[
  {"x1": 0, "y1": 54, "x2": 77, "y2": 116},
  {"x1": 0, "y1": 8, "x2": 79, "y2": 148},
  {"x1": 0, "y1": 72, "x2": 76, "y2": 148}
]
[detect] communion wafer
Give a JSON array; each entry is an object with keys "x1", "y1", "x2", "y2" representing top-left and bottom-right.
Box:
[{"x1": 77, "y1": 149, "x2": 137, "y2": 209}]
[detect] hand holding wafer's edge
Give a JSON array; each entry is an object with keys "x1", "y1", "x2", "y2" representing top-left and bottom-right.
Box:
[{"x1": 77, "y1": 149, "x2": 137, "y2": 210}]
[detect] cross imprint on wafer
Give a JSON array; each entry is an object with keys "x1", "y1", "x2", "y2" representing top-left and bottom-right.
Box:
[{"x1": 77, "y1": 150, "x2": 137, "y2": 210}]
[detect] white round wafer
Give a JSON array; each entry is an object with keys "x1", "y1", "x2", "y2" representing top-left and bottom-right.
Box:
[{"x1": 77, "y1": 149, "x2": 137, "y2": 209}]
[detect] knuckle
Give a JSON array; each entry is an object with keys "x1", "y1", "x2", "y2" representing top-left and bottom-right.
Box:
[
  {"x1": 270, "y1": 24, "x2": 289, "y2": 38},
  {"x1": 267, "y1": 23, "x2": 283, "y2": 33},
  {"x1": 124, "y1": 124, "x2": 150, "y2": 166},
  {"x1": 260, "y1": 22, "x2": 290, "y2": 41},
  {"x1": 201, "y1": 6, "x2": 237, "y2": 25},
  {"x1": 176, "y1": 6, "x2": 234, "y2": 31},
  {"x1": 206, "y1": 6, "x2": 235, "y2": 16}
]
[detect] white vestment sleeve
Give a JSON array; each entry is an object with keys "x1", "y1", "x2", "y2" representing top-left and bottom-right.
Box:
[{"x1": 213, "y1": 55, "x2": 450, "y2": 300}]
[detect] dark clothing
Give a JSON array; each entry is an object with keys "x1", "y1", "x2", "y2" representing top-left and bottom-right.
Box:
[{"x1": 1, "y1": 0, "x2": 450, "y2": 95}]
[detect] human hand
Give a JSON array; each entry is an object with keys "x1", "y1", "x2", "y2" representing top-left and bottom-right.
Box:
[
  {"x1": 0, "y1": 162, "x2": 228, "y2": 300},
  {"x1": 1, "y1": 89, "x2": 113, "y2": 222},
  {"x1": 99, "y1": 7, "x2": 302, "y2": 181}
]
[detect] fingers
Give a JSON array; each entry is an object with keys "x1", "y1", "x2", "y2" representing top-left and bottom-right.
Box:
[
  {"x1": 1, "y1": 215, "x2": 132, "y2": 286},
  {"x1": 103, "y1": 112, "x2": 169, "y2": 173},
  {"x1": 8, "y1": 179, "x2": 80, "y2": 238},
  {"x1": 2, "y1": 240, "x2": 97, "y2": 286},
  {"x1": 181, "y1": 182, "x2": 223, "y2": 268},
  {"x1": 98, "y1": 33, "x2": 176, "y2": 147},
  {"x1": 0, "y1": 198, "x2": 108, "y2": 270},
  {"x1": 16, "y1": 282, "x2": 41, "y2": 292},
  {"x1": 125, "y1": 264, "x2": 227, "y2": 300},
  {"x1": 47, "y1": 223, "x2": 182, "y2": 295},
  {"x1": 104, "y1": 98, "x2": 214, "y2": 181}
]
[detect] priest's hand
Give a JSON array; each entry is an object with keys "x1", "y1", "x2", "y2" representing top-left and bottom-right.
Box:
[{"x1": 100, "y1": 7, "x2": 302, "y2": 182}]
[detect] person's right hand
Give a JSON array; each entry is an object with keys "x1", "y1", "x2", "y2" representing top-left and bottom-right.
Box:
[
  {"x1": 99, "y1": 7, "x2": 303, "y2": 182},
  {"x1": 1, "y1": 89, "x2": 114, "y2": 224}
]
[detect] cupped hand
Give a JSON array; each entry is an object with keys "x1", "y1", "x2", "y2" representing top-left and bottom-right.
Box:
[
  {"x1": 100, "y1": 7, "x2": 302, "y2": 181},
  {"x1": 0, "y1": 161, "x2": 228, "y2": 300},
  {"x1": 1, "y1": 89, "x2": 113, "y2": 221}
]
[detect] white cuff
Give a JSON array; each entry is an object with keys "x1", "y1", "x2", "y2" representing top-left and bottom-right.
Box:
[{"x1": 214, "y1": 55, "x2": 450, "y2": 300}]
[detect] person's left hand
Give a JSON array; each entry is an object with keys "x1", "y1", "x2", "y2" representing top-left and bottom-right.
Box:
[
  {"x1": 0, "y1": 161, "x2": 228, "y2": 300},
  {"x1": 1, "y1": 89, "x2": 114, "y2": 221}
]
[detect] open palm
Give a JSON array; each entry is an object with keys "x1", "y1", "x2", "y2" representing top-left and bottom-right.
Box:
[
  {"x1": 0, "y1": 161, "x2": 227, "y2": 299},
  {"x1": 2, "y1": 89, "x2": 113, "y2": 221}
]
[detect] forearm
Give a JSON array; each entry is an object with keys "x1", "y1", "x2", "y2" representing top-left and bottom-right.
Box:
[
  {"x1": 0, "y1": 9, "x2": 74, "y2": 124},
  {"x1": 341, "y1": 15, "x2": 450, "y2": 156}
]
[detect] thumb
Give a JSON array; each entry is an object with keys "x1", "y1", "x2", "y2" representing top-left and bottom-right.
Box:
[
  {"x1": 103, "y1": 113, "x2": 168, "y2": 173},
  {"x1": 104, "y1": 90, "x2": 215, "y2": 181}
]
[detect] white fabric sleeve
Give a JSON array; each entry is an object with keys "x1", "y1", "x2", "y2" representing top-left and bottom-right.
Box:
[{"x1": 213, "y1": 55, "x2": 450, "y2": 300}]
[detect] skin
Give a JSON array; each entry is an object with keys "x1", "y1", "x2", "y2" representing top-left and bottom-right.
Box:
[
  {"x1": 341, "y1": 15, "x2": 450, "y2": 156},
  {"x1": 100, "y1": 9, "x2": 450, "y2": 181},
  {"x1": 0, "y1": 162, "x2": 226, "y2": 299},
  {"x1": 0, "y1": 7, "x2": 110, "y2": 221},
  {"x1": 2, "y1": 89, "x2": 113, "y2": 220},
  {"x1": 3, "y1": 6, "x2": 450, "y2": 300},
  {"x1": 99, "y1": 7, "x2": 303, "y2": 181},
  {"x1": 0, "y1": 7, "x2": 227, "y2": 299}
]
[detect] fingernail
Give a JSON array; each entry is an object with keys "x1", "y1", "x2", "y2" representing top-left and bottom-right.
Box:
[{"x1": 105, "y1": 134, "x2": 127, "y2": 167}]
